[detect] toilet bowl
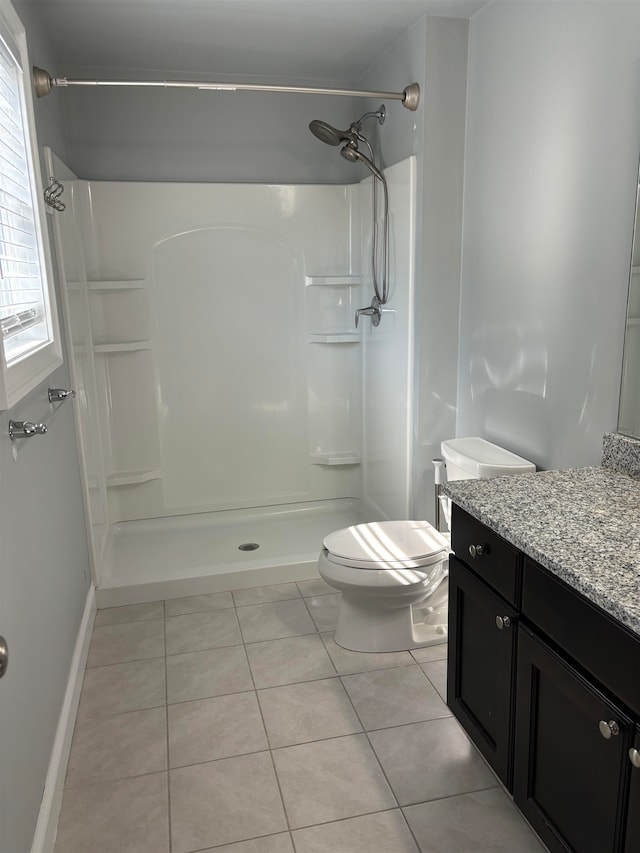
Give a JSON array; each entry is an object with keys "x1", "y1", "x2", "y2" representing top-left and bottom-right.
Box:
[
  {"x1": 318, "y1": 437, "x2": 536, "y2": 653},
  {"x1": 319, "y1": 520, "x2": 450, "y2": 652}
]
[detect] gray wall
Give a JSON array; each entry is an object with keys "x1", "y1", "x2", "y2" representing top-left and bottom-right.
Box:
[
  {"x1": 0, "y1": 4, "x2": 91, "y2": 852},
  {"x1": 56, "y1": 65, "x2": 361, "y2": 183},
  {"x1": 458, "y1": 0, "x2": 640, "y2": 470}
]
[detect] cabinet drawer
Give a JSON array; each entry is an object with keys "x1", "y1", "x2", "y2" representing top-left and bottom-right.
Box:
[
  {"x1": 522, "y1": 558, "x2": 640, "y2": 717},
  {"x1": 451, "y1": 504, "x2": 522, "y2": 606}
]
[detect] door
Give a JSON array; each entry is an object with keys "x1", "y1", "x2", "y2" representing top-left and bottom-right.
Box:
[
  {"x1": 514, "y1": 626, "x2": 631, "y2": 853},
  {"x1": 625, "y1": 726, "x2": 640, "y2": 852},
  {"x1": 447, "y1": 555, "x2": 518, "y2": 788}
]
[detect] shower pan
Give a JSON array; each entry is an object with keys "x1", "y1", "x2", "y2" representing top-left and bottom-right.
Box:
[{"x1": 45, "y1": 142, "x2": 416, "y2": 607}]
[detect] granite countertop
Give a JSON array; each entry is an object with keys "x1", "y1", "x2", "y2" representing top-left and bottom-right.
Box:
[{"x1": 442, "y1": 466, "x2": 640, "y2": 636}]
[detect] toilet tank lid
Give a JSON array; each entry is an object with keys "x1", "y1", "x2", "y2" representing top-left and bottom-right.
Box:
[
  {"x1": 440, "y1": 437, "x2": 536, "y2": 478},
  {"x1": 323, "y1": 520, "x2": 449, "y2": 564}
]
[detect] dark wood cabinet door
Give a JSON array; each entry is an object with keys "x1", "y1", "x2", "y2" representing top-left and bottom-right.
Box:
[
  {"x1": 447, "y1": 554, "x2": 518, "y2": 788},
  {"x1": 514, "y1": 626, "x2": 632, "y2": 853},
  {"x1": 625, "y1": 727, "x2": 640, "y2": 853}
]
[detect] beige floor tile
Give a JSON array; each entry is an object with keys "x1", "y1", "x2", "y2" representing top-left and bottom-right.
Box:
[
  {"x1": 166, "y1": 645, "x2": 253, "y2": 703},
  {"x1": 95, "y1": 601, "x2": 164, "y2": 626},
  {"x1": 170, "y1": 752, "x2": 287, "y2": 852},
  {"x1": 342, "y1": 665, "x2": 450, "y2": 731},
  {"x1": 54, "y1": 772, "x2": 169, "y2": 853},
  {"x1": 403, "y1": 788, "x2": 548, "y2": 852},
  {"x1": 258, "y1": 678, "x2": 362, "y2": 747},
  {"x1": 296, "y1": 578, "x2": 335, "y2": 597},
  {"x1": 272, "y1": 733, "x2": 396, "y2": 829},
  {"x1": 320, "y1": 632, "x2": 414, "y2": 675},
  {"x1": 237, "y1": 598, "x2": 316, "y2": 642},
  {"x1": 77, "y1": 658, "x2": 166, "y2": 720},
  {"x1": 168, "y1": 691, "x2": 267, "y2": 766},
  {"x1": 66, "y1": 707, "x2": 167, "y2": 787},
  {"x1": 199, "y1": 835, "x2": 294, "y2": 853},
  {"x1": 293, "y1": 810, "x2": 419, "y2": 853},
  {"x1": 246, "y1": 634, "x2": 336, "y2": 689},
  {"x1": 420, "y1": 658, "x2": 448, "y2": 700},
  {"x1": 232, "y1": 582, "x2": 301, "y2": 606},
  {"x1": 369, "y1": 717, "x2": 498, "y2": 806},
  {"x1": 410, "y1": 643, "x2": 448, "y2": 664},
  {"x1": 304, "y1": 593, "x2": 340, "y2": 631},
  {"x1": 165, "y1": 591, "x2": 234, "y2": 616},
  {"x1": 86, "y1": 618, "x2": 165, "y2": 667},
  {"x1": 165, "y1": 608, "x2": 242, "y2": 655}
]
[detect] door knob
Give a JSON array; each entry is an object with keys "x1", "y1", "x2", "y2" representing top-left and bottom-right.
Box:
[
  {"x1": 0, "y1": 635, "x2": 8, "y2": 678},
  {"x1": 495, "y1": 615, "x2": 512, "y2": 630},
  {"x1": 598, "y1": 720, "x2": 620, "y2": 739}
]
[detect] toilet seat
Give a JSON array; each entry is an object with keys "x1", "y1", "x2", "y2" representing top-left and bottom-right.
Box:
[{"x1": 323, "y1": 520, "x2": 449, "y2": 570}]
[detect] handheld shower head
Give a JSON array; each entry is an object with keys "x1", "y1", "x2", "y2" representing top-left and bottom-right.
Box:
[
  {"x1": 309, "y1": 119, "x2": 349, "y2": 146},
  {"x1": 340, "y1": 145, "x2": 384, "y2": 182}
]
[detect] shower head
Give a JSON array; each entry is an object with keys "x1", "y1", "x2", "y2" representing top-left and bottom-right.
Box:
[
  {"x1": 309, "y1": 104, "x2": 385, "y2": 147},
  {"x1": 309, "y1": 119, "x2": 350, "y2": 146},
  {"x1": 340, "y1": 145, "x2": 384, "y2": 182}
]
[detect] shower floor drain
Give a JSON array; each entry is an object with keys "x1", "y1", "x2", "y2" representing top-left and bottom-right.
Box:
[{"x1": 238, "y1": 542, "x2": 260, "y2": 552}]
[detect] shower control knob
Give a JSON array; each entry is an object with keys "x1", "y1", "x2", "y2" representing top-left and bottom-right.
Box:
[
  {"x1": 468, "y1": 544, "x2": 485, "y2": 559},
  {"x1": 599, "y1": 720, "x2": 620, "y2": 739},
  {"x1": 495, "y1": 616, "x2": 512, "y2": 630}
]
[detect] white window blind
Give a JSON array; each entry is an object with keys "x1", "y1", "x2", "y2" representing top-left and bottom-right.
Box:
[{"x1": 0, "y1": 29, "x2": 50, "y2": 365}]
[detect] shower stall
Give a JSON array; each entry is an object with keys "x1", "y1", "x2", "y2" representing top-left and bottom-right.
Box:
[{"x1": 47, "y1": 146, "x2": 416, "y2": 606}]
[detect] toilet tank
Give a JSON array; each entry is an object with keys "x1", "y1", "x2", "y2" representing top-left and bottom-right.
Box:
[{"x1": 441, "y1": 437, "x2": 536, "y2": 481}]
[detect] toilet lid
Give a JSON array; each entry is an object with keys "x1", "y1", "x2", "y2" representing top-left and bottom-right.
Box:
[{"x1": 323, "y1": 520, "x2": 449, "y2": 570}]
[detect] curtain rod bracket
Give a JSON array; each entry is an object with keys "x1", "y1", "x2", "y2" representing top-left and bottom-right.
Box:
[{"x1": 32, "y1": 66, "x2": 420, "y2": 111}]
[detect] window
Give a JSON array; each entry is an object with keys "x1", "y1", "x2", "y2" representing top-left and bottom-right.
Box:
[{"x1": 0, "y1": 1, "x2": 60, "y2": 409}]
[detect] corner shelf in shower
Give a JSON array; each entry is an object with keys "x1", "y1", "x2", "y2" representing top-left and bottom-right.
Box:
[
  {"x1": 305, "y1": 275, "x2": 361, "y2": 287},
  {"x1": 107, "y1": 468, "x2": 162, "y2": 487},
  {"x1": 310, "y1": 451, "x2": 361, "y2": 466},
  {"x1": 94, "y1": 341, "x2": 152, "y2": 353},
  {"x1": 309, "y1": 333, "x2": 360, "y2": 344}
]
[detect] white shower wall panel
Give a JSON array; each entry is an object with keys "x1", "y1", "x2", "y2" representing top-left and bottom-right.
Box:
[
  {"x1": 78, "y1": 182, "x2": 361, "y2": 520},
  {"x1": 362, "y1": 156, "x2": 416, "y2": 521}
]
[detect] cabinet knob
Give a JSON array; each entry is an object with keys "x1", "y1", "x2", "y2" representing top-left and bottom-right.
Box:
[
  {"x1": 630, "y1": 748, "x2": 640, "y2": 768},
  {"x1": 468, "y1": 544, "x2": 485, "y2": 559},
  {"x1": 598, "y1": 720, "x2": 620, "y2": 739},
  {"x1": 495, "y1": 615, "x2": 512, "y2": 630}
]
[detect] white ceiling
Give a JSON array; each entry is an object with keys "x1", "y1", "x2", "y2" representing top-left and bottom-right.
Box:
[{"x1": 28, "y1": 0, "x2": 490, "y2": 82}]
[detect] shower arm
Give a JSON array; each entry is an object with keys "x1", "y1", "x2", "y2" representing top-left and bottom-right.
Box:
[{"x1": 32, "y1": 67, "x2": 421, "y2": 110}]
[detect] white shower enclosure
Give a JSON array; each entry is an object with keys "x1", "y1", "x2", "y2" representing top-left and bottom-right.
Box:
[{"x1": 47, "y1": 149, "x2": 416, "y2": 605}]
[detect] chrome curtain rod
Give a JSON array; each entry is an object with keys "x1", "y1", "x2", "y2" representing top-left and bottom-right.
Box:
[{"x1": 32, "y1": 66, "x2": 420, "y2": 111}]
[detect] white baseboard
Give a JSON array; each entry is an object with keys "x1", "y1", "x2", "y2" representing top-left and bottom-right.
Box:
[{"x1": 31, "y1": 584, "x2": 96, "y2": 853}]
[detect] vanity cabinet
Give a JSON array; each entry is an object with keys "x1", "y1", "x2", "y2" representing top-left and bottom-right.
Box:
[{"x1": 447, "y1": 503, "x2": 640, "y2": 853}]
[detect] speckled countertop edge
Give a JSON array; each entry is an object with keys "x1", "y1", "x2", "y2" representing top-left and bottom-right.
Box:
[{"x1": 442, "y1": 466, "x2": 640, "y2": 636}]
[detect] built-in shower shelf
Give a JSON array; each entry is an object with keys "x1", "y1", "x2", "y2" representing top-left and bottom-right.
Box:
[
  {"x1": 310, "y1": 451, "x2": 361, "y2": 466},
  {"x1": 107, "y1": 469, "x2": 162, "y2": 487},
  {"x1": 88, "y1": 279, "x2": 146, "y2": 291},
  {"x1": 305, "y1": 275, "x2": 361, "y2": 287},
  {"x1": 94, "y1": 341, "x2": 151, "y2": 353},
  {"x1": 309, "y1": 333, "x2": 360, "y2": 344}
]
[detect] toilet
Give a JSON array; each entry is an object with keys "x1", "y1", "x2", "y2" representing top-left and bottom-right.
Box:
[{"x1": 318, "y1": 437, "x2": 536, "y2": 652}]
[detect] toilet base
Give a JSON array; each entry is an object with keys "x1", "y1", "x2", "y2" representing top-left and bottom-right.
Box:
[{"x1": 334, "y1": 579, "x2": 449, "y2": 653}]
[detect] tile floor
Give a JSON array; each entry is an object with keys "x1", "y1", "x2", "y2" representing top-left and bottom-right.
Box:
[{"x1": 54, "y1": 578, "x2": 548, "y2": 853}]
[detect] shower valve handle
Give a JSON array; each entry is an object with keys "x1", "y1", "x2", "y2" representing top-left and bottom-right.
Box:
[{"x1": 355, "y1": 299, "x2": 382, "y2": 328}]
